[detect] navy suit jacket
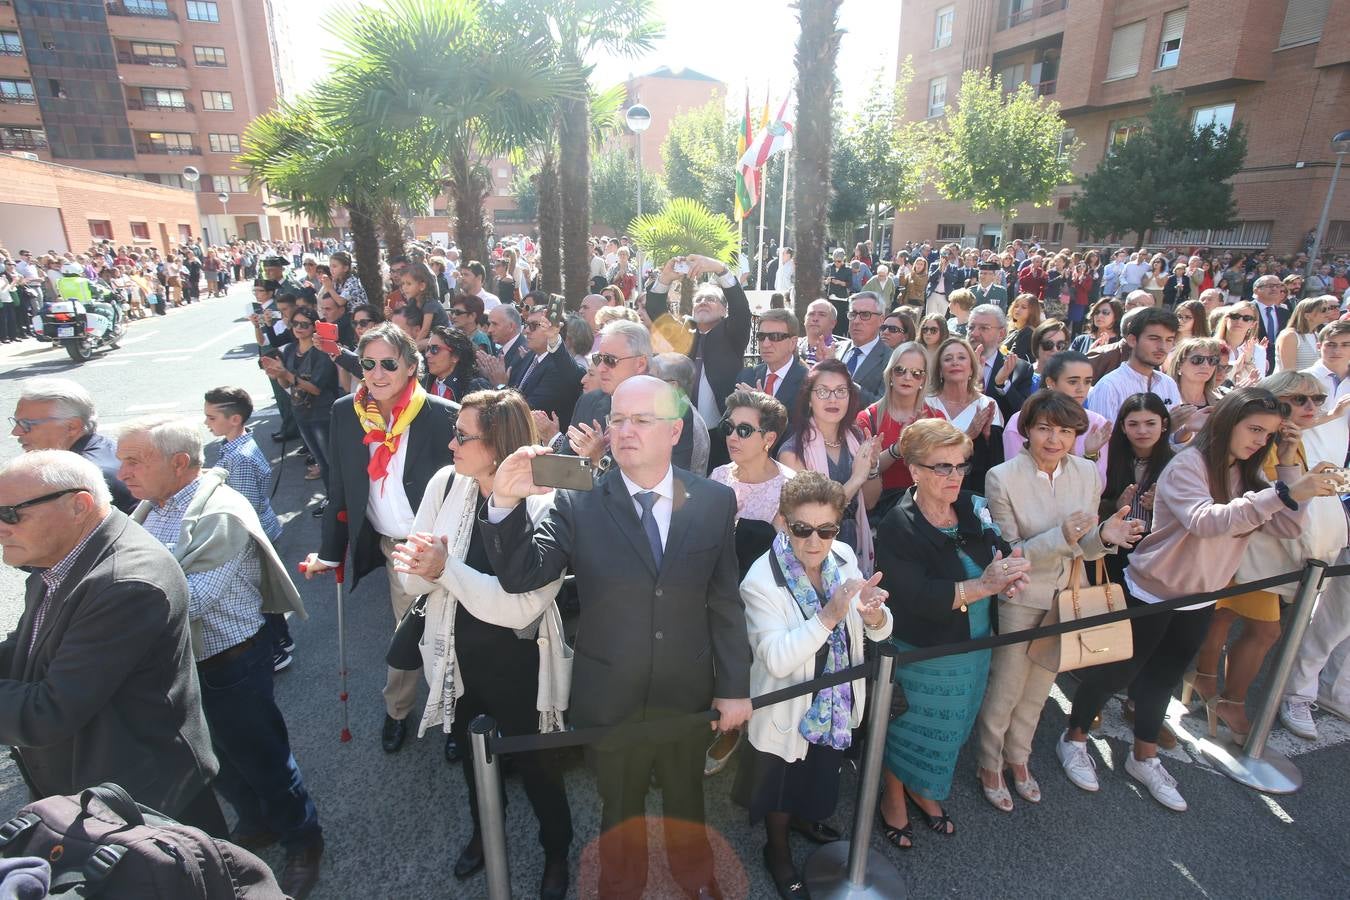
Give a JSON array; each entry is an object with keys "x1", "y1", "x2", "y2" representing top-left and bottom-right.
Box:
[{"x1": 517, "y1": 344, "x2": 584, "y2": 431}]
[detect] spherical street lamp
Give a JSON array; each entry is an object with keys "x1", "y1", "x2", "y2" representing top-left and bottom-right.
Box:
[{"x1": 625, "y1": 104, "x2": 652, "y2": 279}]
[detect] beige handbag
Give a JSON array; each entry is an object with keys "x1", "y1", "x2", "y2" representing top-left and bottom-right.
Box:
[{"x1": 1027, "y1": 557, "x2": 1133, "y2": 673}]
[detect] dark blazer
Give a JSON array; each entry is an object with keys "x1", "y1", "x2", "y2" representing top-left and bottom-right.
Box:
[
  {"x1": 0, "y1": 512, "x2": 216, "y2": 815},
  {"x1": 832, "y1": 339, "x2": 889, "y2": 407},
  {"x1": 1255, "y1": 302, "x2": 1291, "y2": 375},
  {"x1": 875, "y1": 489, "x2": 1010, "y2": 647},
  {"x1": 480, "y1": 468, "x2": 750, "y2": 728},
  {"x1": 499, "y1": 334, "x2": 532, "y2": 387},
  {"x1": 738, "y1": 356, "x2": 809, "y2": 422},
  {"x1": 984, "y1": 351, "x2": 1034, "y2": 422},
  {"x1": 517, "y1": 343, "x2": 584, "y2": 431},
  {"x1": 646, "y1": 278, "x2": 752, "y2": 416},
  {"x1": 321, "y1": 392, "x2": 459, "y2": 584},
  {"x1": 70, "y1": 431, "x2": 134, "y2": 513},
  {"x1": 925, "y1": 264, "x2": 962, "y2": 299}
]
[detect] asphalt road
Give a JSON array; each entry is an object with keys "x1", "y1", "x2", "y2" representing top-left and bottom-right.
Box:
[{"x1": 0, "y1": 285, "x2": 1347, "y2": 898}]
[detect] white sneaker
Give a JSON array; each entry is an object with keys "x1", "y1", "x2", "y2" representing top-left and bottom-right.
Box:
[
  {"x1": 1125, "y1": 753, "x2": 1187, "y2": 812},
  {"x1": 1279, "y1": 698, "x2": 1318, "y2": 740},
  {"x1": 1316, "y1": 692, "x2": 1350, "y2": 724},
  {"x1": 1056, "y1": 731, "x2": 1099, "y2": 792}
]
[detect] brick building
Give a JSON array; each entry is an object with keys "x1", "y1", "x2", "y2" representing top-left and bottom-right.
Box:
[
  {"x1": 623, "y1": 66, "x2": 726, "y2": 174},
  {"x1": 0, "y1": 153, "x2": 199, "y2": 253},
  {"x1": 894, "y1": 0, "x2": 1350, "y2": 255},
  {"x1": 0, "y1": 0, "x2": 307, "y2": 245}
]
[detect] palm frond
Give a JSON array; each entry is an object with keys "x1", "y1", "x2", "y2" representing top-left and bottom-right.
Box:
[{"x1": 629, "y1": 198, "x2": 738, "y2": 263}]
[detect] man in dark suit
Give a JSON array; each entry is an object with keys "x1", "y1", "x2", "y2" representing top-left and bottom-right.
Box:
[
  {"x1": 737, "y1": 308, "x2": 808, "y2": 449},
  {"x1": 10, "y1": 377, "x2": 135, "y2": 512},
  {"x1": 483, "y1": 376, "x2": 751, "y2": 900},
  {"x1": 832, "y1": 291, "x2": 889, "y2": 406},
  {"x1": 302, "y1": 324, "x2": 458, "y2": 755},
  {"x1": 518, "y1": 304, "x2": 584, "y2": 431},
  {"x1": 475, "y1": 302, "x2": 529, "y2": 388},
  {"x1": 1253, "y1": 274, "x2": 1292, "y2": 375},
  {"x1": 970, "y1": 261, "x2": 1009, "y2": 311},
  {"x1": 967, "y1": 304, "x2": 1034, "y2": 421},
  {"x1": 0, "y1": 451, "x2": 222, "y2": 833}
]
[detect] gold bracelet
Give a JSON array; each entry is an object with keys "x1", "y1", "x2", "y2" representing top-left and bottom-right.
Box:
[{"x1": 957, "y1": 580, "x2": 968, "y2": 613}]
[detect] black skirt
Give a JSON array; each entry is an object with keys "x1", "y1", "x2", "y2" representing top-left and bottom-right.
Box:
[{"x1": 733, "y1": 739, "x2": 847, "y2": 825}]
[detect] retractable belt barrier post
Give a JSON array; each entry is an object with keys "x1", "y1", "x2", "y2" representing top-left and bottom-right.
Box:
[
  {"x1": 804, "y1": 642, "x2": 907, "y2": 900},
  {"x1": 470, "y1": 715, "x2": 512, "y2": 900}
]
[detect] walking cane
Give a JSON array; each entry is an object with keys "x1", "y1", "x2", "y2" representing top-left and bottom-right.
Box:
[{"x1": 299, "y1": 509, "x2": 353, "y2": 743}]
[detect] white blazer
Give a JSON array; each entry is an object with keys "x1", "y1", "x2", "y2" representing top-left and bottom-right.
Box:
[{"x1": 740, "y1": 541, "x2": 893, "y2": 763}]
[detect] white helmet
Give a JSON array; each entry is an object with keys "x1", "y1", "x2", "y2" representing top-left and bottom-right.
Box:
[{"x1": 61, "y1": 262, "x2": 83, "y2": 276}]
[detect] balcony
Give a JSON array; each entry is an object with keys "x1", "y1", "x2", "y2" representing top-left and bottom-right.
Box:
[
  {"x1": 117, "y1": 50, "x2": 185, "y2": 68},
  {"x1": 105, "y1": 1, "x2": 177, "y2": 19},
  {"x1": 0, "y1": 130, "x2": 48, "y2": 151},
  {"x1": 0, "y1": 93, "x2": 34, "y2": 105},
  {"x1": 1035, "y1": 79, "x2": 1056, "y2": 97},
  {"x1": 136, "y1": 142, "x2": 200, "y2": 155},
  {"x1": 999, "y1": 0, "x2": 1066, "y2": 31},
  {"x1": 126, "y1": 96, "x2": 194, "y2": 112},
  {"x1": 0, "y1": 45, "x2": 21, "y2": 58}
]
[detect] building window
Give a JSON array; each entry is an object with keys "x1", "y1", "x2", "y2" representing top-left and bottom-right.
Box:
[
  {"x1": 193, "y1": 46, "x2": 226, "y2": 67},
  {"x1": 0, "y1": 127, "x2": 47, "y2": 150},
  {"x1": 138, "y1": 87, "x2": 188, "y2": 110},
  {"x1": 125, "y1": 0, "x2": 171, "y2": 15},
  {"x1": 927, "y1": 76, "x2": 947, "y2": 118},
  {"x1": 202, "y1": 91, "x2": 233, "y2": 111},
  {"x1": 178, "y1": 224, "x2": 193, "y2": 241},
  {"x1": 130, "y1": 221, "x2": 151, "y2": 240},
  {"x1": 934, "y1": 6, "x2": 955, "y2": 49},
  {"x1": 211, "y1": 175, "x2": 248, "y2": 193},
  {"x1": 88, "y1": 220, "x2": 113, "y2": 240},
  {"x1": 1278, "y1": 0, "x2": 1330, "y2": 48},
  {"x1": 1007, "y1": 0, "x2": 1034, "y2": 27},
  {"x1": 1157, "y1": 9, "x2": 1186, "y2": 70},
  {"x1": 142, "y1": 131, "x2": 195, "y2": 153},
  {"x1": 208, "y1": 133, "x2": 240, "y2": 153},
  {"x1": 497, "y1": 167, "x2": 509, "y2": 179},
  {"x1": 1051, "y1": 222, "x2": 1065, "y2": 244},
  {"x1": 1191, "y1": 102, "x2": 1235, "y2": 133},
  {"x1": 186, "y1": 1, "x2": 220, "y2": 23},
  {"x1": 1108, "y1": 118, "x2": 1144, "y2": 152},
  {"x1": 0, "y1": 32, "x2": 22, "y2": 56},
  {"x1": 1105, "y1": 21, "x2": 1146, "y2": 81},
  {"x1": 0, "y1": 80, "x2": 35, "y2": 104},
  {"x1": 936, "y1": 224, "x2": 965, "y2": 241},
  {"x1": 997, "y1": 63, "x2": 1025, "y2": 93},
  {"x1": 1057, "y1": 128, "x2": 1076, "y2": 161}
]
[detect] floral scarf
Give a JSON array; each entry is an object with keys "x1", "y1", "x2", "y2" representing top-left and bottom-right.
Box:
[
  {"x1": 772, "y1": 531, "x2": 854, "y2": 750},
  {"x1": 353, "y1": 378, "x2": 426, "y2": 486}
]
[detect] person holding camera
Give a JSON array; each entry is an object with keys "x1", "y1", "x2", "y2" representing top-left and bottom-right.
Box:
[{"x1": 261, "y1": 307, "x2": 338, "y2": 499}]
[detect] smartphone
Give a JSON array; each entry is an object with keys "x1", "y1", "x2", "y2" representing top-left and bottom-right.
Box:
[
  {"x1": 250, "y1": 301, "x2": 263, "y2": 315},
  {"x1": 673, "y1": 260, "x2": 691, "y2": 275},
  {"x1": 315, "y1": 321, "x2": 338, "y2": 343},
  {"x1": 531, "y1": 454, "x2": 594, "y2": 491}
]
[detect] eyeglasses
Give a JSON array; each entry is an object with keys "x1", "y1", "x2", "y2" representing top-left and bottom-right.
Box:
[
  {"x1": 353, "y1": 318, "x2": 374, "y2": 328},
  {"x1": 847, "y1": 310, "x2": 879, "y2": 320},
  {"x1": 786, "y1": 520, "x2": 841, "y2": 540},
  {"x1": 0, "y1": 488, "x2": 85, "y2": 525},
  {"x1": 608, "y1": 414, "x2": 677, "y2": 430},
  {"x1": 1186, "y1": 354, "x2": 1221, "y2": 367},
  {"x1": 879, "y1": 324, "x2": 907, "y2": 335},
  {"x1": 523, "y1": 320, "x2": 550, "y2": 332},
  {"x1": 453, "y1": 427, "x2": 483, "y2": 444},
  {"x1": 359, "y1": 358, "x2": 402, "y2": 372},
  {"x1": 449, "y1": 307, "x2": 472, "y2": 317},
  {"x1": 1227, "y1": 313, "x2": 1257, "y2": 322},
  {"x1": 425, "y1": 344, "x2": 450, "y2": 356},
  {"x1": 755, "y1": 331, "x2": 793, "y2": 342},
  {"x1": 590, "y1": 352, "x2": 640, "y2": 368},
  {"x1": 1039, "y1": 340, "x2": 1068, "y2": 352},
  {"x1": 913, "y1": 460, "x2": 974, "y2": 478},
  {"x1": 812, "y1": 386, "x2": 851, "y2": 400},
  {"x1": 8, "y1": 416, "x2": 65, "y2": 433},
  {"x1": 291, "y1": 320, "x2": 314, "y2": 330},
  {"x1": 891, "y1": 366, "x2": 926, "y2": 380},
  {"x1": 720, "y1": 420, "x2": 766, "y2": 439},
  {"x1": 1283, "y1": 393, "x2": 1328, "y2": 408}
]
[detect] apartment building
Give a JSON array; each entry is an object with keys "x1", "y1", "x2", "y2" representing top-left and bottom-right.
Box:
[
  {"x1": 895, "y1": 0, "x2": 1350, "y2": 254},
  {"x1": 0, "y1": 0, "x2": 306, "y2": 245}
]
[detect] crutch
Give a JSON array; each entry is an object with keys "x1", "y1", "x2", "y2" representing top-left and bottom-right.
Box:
[{"x1": 299, "y1": 508, "x2": 353, "y2": 743}]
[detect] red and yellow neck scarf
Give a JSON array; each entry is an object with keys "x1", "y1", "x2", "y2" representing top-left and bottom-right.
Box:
[{"x1": 353, "y1": 378, "x2": 427, "y2": 485}]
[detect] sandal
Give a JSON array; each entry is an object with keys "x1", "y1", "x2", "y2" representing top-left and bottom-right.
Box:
[
  {"x1": 877, "y1": 806, "x2": 913, "y2": 850},
  {"x1": 906, "y1": 791, "x2": 955, "y2": 836},
  {"x1": 1009, "y1": 767, "x2": 1041, "y2": 804},
  {"x1": 978, "y1": 771, "x2": 1013, "y2": 812}
]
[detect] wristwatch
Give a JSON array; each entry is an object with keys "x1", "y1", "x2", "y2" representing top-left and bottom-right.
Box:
[{"x1": 1274, "y1": 480, "x2": 1299, "y2": 510}]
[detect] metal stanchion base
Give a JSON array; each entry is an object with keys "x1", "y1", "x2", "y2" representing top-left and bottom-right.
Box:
[
  {"x1": 803, "y1": 841, "x2": 907, "y2": 900},
  {"x1": 1200, "y1": 736, "x2": 1302, "y2": 794}
]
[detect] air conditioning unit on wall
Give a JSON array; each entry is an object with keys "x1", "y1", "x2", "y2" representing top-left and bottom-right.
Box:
[{"x1": 10, "y1": 152, "x2": 39, "y2": 161}]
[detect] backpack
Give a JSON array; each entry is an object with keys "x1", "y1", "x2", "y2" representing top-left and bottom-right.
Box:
[{"x1": 0, "y1": 783, "x2": 285, "y2": 899}]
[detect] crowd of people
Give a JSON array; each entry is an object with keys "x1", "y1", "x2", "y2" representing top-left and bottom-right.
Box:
[{"x1": 1, "y1": 231, "x2": 1349, "y2": 900}]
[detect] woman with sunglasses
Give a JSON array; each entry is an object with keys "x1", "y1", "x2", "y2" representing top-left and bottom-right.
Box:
[
  {"x1": 873, "y1": 419, "x2": 1031, "y2": 848},
  {"x1": 390, "y1": 389, "x2": 572, "y2": 898},
  {"x1": 1274, "y1": 296, "x2": 1338, "y2": 374},
  {"x1": 917, "y1": 313, "x2": 948, "y2": 364},
  {"x1": 712, "y1": 390, "x2": 795, "y2": 576},
  {"x1": 879, "y1": 311, "x2": 915, "y2": 351},
  {"x1": 1060, "y1": 388, "x2": 1341, "y2": 811},
  {"x1": 736, "y1": 472, "x2": 891, "y2": 898},
  {"x1": 1212, "y1": 300, "x2": 1266, "y2": 386},
  {"x1": 857, "y1": 343, "x2": 944, "y2": 517},
  {"x1": 1028, "y1": 319, "x2": 1070, "y2": 391},
  {"x1": 422, "y1": 325, "x2": 490, "y2": 403},
  {"x1": 778, "y1": 360, "x2": 882, "y2": 575},
  {"x1": 261, "y1": 307, "x2": 339, "y2": 487},
  {"x1": 1164, "y1": 337, "x2": 1226, "y2": 443},
  {"x1": 1188, "y1": 372, "x2": 1347, "y2": 742},
  {"x1": 927, "y1": 336, "x2": 1002, "y2": 495},
  {"x1": 446, "y1": 294, "x2": 493, "y2": 353},
  {"x1": 1071, "y1": 297, "x2": 1123, "y2": 354},
  {"x1": 1173, "y1": 298, "x2": 1210, "y2": 340}
]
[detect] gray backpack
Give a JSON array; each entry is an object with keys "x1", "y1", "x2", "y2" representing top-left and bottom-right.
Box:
[{"x1": 0, "y1": 783, "x2": 285, "y2": 899}]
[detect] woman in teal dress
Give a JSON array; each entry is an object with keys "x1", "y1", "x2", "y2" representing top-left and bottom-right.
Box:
[{"x1": 872, "y1": 419, "x2": 1031, "y2": 848}]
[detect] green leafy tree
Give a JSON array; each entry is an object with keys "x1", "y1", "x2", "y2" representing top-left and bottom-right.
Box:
[
  {"x1": 662, "y1": 100, "x2": 738, "y2": 219},
  {"x1": 828, "y1": 137, "x2": 868, "y2": 239},
  {"x1": 1067, "y1": 89, "x2": 1247, "y2": 248},
  {"x1": 509, "y1": 163, "x2": 540, "y2": 223},
  {"x1": 590, "y1": 146, "x2": 669, "y2": 234},
  {"x1": 929, "y1": 68, "x2": 1077, "y2": 245},
  {"x1": 844, "y1": 62, "x2": 929, "y2": 239},
  {"x1": 792, "y1": 0, "x2": 843, "y2": 311}
]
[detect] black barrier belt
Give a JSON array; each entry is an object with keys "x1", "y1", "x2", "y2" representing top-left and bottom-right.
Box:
[{"x1": 488, "y1": 563, "x2": 1344, "y2": 756}]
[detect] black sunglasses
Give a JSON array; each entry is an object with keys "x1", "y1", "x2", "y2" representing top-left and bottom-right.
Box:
[
  {"x1": 880, "y1": 324, "x2": 907, "y2": 335},
  {"x1": 786, "y1": 520, "x2": 841, "y2": 540},
  {"x1": 359, "y1": 358, "x2": 402, "y2": 372},
  {"x1": 1283, "y1": 393, "x2": 1328, "y2": 407},
  {"x1": 453, "y1": 427, "x2": 482, "y2": 444},
  {"x1": 353, "y1": 318, "x2": 374, "y2": 327},
  {"x1": 1227, "y1": 313, "x2": 1257, "y2": 322},
  {"x1": 913, "y1": 460, "x2": 974, "y2": 477},
  {"x1": 0, "y1": 488, "x2": 84, "y2": 525},
  {"x1": 755, "y1": 331, "x2": 793, "y2": 342},
  {"x1": 1186, "y1": 354, "x2": 1221, "y2": 367},
  {"x1": 590, "y1": 352, "x2": 639, "y2": 368},
  {"x1": 449, "y1": 307, "x2": 471, "y2": 316},
  {"x1": 720, "y1": 420, "x2": 766, "y2": 439},
  {"x1": 1040, "y1": 340, "x2": 1068, "y2": 352}
]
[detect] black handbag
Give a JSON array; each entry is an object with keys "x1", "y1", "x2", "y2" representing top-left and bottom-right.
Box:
[{"x1": 384, "y1": 471, "x2": 456, "y2": 671}]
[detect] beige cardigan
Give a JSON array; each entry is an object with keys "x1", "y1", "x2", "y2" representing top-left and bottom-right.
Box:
[{"x1": 984, "y1": 451, "x2": 1113, "y2": 613}]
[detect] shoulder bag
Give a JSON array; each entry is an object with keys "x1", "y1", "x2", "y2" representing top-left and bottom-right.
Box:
[
  {"x1": 386, "y1": 471, "x2": 456, "y2": 670},
  {"x1": 1027, "y1": 557, "x2": 1133, "y2": 673}
]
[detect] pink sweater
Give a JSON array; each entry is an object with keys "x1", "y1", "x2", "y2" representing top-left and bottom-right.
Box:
[{"x1": 1125, "y1": 447, "x2": 1305, "y2": 604}]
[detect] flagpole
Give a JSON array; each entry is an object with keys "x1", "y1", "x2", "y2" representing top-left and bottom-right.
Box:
[
  {"x1": 778, "y1": 148, "x2": 790, "y2": 251},
  {"x1": 756, "y1": 171, "x2": 768, "y2": 290}
]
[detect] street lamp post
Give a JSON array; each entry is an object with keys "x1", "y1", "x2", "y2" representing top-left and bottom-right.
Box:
[
  {"x1": 218, "y1": 191, "x2": 231, "y2": 242},
  {"x1": 625, "y1": 103, "x2": 652, "y2": 283},
  {"x1": 1305, "y1": 129, "x2": 1350, "y2": 280}
]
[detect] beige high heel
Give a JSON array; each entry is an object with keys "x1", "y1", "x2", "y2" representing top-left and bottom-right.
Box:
[
  {"x1": 1205, "y1": 696, "x2": 1251, "y2": 742},
  {"x1": 1181, "y1": 670, "x2": 1218, "y2": 708}
]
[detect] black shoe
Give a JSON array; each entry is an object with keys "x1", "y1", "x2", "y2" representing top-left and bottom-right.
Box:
[
  {"x1": 273, "y1": 647, "x2": 293, "y2": 672},
  {"x1": 311, "y1": 499, "x2": 328, "y2": 518},
  {"x1": 281, "y1": 637, "x2": 296, "y2": 654},
  {"x1": 381, "y1": 714, "x2": 408, "y2": 753},
  {"x1": 453, "y1": 833, "x2": 484, "y2": 880},
  {"x1": 445, "y1": 734, "x2": 462, "y2": 764},
  {"x1": 271, "y1": 430, "x2": 300, "y2": 442},
  {"x1": 280, "y1": 839, "x2": 323, "y2": 900},
  {"x1": 762, "y1": 845, "x2": 806, "y2": 900},
  {"x1": 540, "y1": 854, "x2": 568, "y2": 900}
]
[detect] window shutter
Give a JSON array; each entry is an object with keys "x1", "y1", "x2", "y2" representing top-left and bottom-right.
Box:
[
  {"x1": 1105, "y1": 21, "x2": 1146, "y2": 81},
  {"x1": 1278, "y1": 0, "x2": 1330, "y2": 48},
  {"x1": 1160, "y1": 9, "x2": 1186, "y2": 44}
]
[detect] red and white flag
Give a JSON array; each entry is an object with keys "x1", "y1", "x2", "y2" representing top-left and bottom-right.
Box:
[{"x1": 737, "y1": 94, "x2": 794, "y2": 174}]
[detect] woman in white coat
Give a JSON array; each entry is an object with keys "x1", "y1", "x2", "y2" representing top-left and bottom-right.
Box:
[
  {"x1": 392, "y1": 389, "x2": 572, "y2": 900},
  {"x1": 736, "y1": 471, "x2": 892, "y2": 900}
]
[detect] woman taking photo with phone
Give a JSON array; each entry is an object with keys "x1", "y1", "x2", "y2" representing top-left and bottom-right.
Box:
[{"x1": 261, "y1": 306, "x2": 339, "y2": 489}]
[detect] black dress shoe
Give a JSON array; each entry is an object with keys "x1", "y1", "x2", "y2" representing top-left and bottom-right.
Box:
[
  {"x1": 280, "y1": 839, "x2": 323, "y2": 900},
  {"x1": 453, "y1": 833, "x2": 484, "y2": 880},
  {"x1": 381, "y1": 714, "x2": 408, "y2": 753},
  {"x1": 540, "y1": 854, "x2": 569, "y2": 900},
  {"x1": 445, "y1": 733, "x2": 463, "y2": 763}
]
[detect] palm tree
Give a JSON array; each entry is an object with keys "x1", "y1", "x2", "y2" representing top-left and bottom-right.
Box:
[
  {"x1": 629, "y1": 198, "x2": 737, "y2": 316},
  {"x1": 318, "y1": 0, "x2": 581, "y2": 265},
  {"x1": 792, "y1": 0, "x2": 843, "y2": 315}
]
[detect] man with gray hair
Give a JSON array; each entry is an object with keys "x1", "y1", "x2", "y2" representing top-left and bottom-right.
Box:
[
  {"x1": 966, "y1": 303, "x2": 1034, "y2": 420},
  {"x1": 799, "y1": 298, "x2": 838, "y2": 364},
  {"x1": 10, "y1": 377, "x2": 133, "y2": 512},
  {"x1": 832, "y1": 291, "x2": 889, "y2": 406},
  {"x1": 649, "y1": 352, "x2": 710, "y2": 476},
  {"x1": 117, "y1": 417, "x2": 322, "y2": 898},
  {"x1": 0, "y1": 451, "x2": 221, "y2": 833}
]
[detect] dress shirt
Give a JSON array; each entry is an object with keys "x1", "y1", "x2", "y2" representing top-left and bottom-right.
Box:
[
  {"x1": 1303, "y1": 361, "x2": 1350, "y2": 467},
  {"x1": 364, "y1": 435, "x2": 416, "y2": 540},
  {"x1": 845, "y1": 336, "x2": 880, "y2": 374},
  {"x1": 499, "y1": 333, "x2": 524, "y2": 365},
  {"x1": 488, "y1": 465, "x2": 675, "y2": 548},
  {"x1": 430, "y1": 377, "x2": 454, "y2": 400},
  {"x1": 141, "y1": 480, "x2": 264, "y2": 658},
  {"x1": 29, "y1": 518, "x2": 107, "y2": 654},
  {"x1": 765, "y1": 359, "x2": 794, "y2": 398},
  {"x1": 1085, "y1": 362, "x2": 1181, "y2": 423},
  {"x1": 217, "y1": 431, "x2": 282, "y2": 542},
  {"x1": 477, "y1": 289, "x2": 501, "y2": 311}
]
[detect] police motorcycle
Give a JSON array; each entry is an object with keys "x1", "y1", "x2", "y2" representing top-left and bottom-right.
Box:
[{"x1": 36, "y1": 263, "x2": 128, "y2": 363}]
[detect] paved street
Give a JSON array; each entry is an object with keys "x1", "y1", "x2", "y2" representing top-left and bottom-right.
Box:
[{"x1": 0, "y1": 285, "x2": 1347, "y2": 898}]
